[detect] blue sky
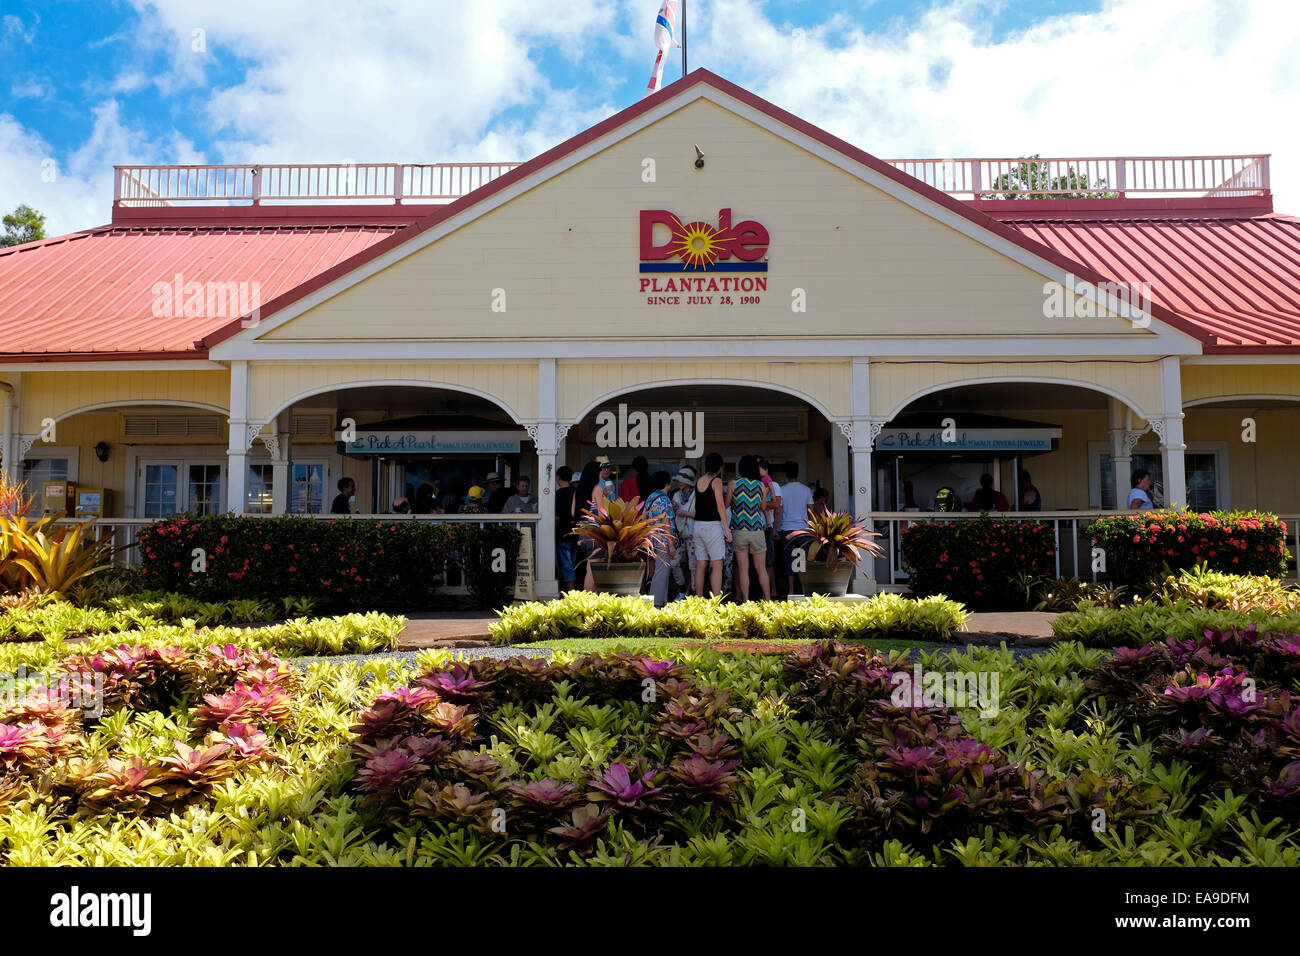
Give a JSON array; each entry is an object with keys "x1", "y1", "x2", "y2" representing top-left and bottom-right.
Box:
[{"x1": 2, "y1": 0, "x2": 1294, "y2": 234}]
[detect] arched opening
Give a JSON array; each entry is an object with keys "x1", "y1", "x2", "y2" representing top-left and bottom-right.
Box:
[
  {"x1": 875, "y1": 381, "x2": 1152, "y2": 586},
  {"x1": 19, "y1": 401, "x2": 233, "y2": 520},
  {"x1": 565, "y1": 383, "x2": 843, "y2": 599},
  {"x1": 1181, "y1": 395, "x2": 1300, "y2": 515},
  {"x1": 269, "y1": 383, "x2": 528, "y2": 515},
  {"x1": 566, "y1": 383, "x2": 843, "y2": 507}
]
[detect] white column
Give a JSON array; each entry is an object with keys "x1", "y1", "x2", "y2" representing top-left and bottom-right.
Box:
[
  {"x1": 1, "y1": 373, "x2": 22, "y2": 479},
  {"x1": 532, "y1": 359, "x2": 560, "y2": 599},
  {"x1": 848, "y1": 358, "x2": 877, "y2": 594},
  {"x1": 226, "y1": 360, "x2": 250, "y2": 514},
  {"x1": 831, "y1": 426, "x2": 849, "y2": 513},
  {"x1": 269, "y1": 411, "x2": 291, "y2": 515},
  {"x1": 1157, "y1": 356, "x2": 1187, "y2": 509}
]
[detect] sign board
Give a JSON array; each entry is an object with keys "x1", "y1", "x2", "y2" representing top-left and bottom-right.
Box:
[
  {"x1": 344, "y1": 430, "x2": 523, "y2": 455},
  {"x1": 875, "y1": 428, "x2": 1060, "y2": 453},
  {"x1": 639, "y1": 207, "x2": 769, "y2": 308},
  {"x1": 513, "y1": 527, "x2": 535, "y2": 601}
]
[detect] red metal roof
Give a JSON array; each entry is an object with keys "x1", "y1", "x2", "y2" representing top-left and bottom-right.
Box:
[
  {"x1": 0, "y1": 222, "x2": 405, "y2": 359},
  {"x1": 1010, "y1": 215, "x2": 1300, "y2": 351}
]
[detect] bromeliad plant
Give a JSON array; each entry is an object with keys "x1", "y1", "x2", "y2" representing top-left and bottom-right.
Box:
[
  {"x1": 573, "y1": 496, "x2": 673, "y2": 565},
  {"x1": 788, "y1": 510, "x2": 883, "y2": 572}
]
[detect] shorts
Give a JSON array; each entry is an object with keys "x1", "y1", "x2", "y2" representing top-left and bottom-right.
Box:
[
  {"x1": 731, "y1": 528, "x2": 767, "y2": 554},
  {"x1": 694, "y1": 521, "x2": 727, "y2": 562}
]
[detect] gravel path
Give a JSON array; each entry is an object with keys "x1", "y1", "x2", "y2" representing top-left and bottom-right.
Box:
[
  {"x1": 291, "y1": 646, "x2": 554, "y2": 670},
  {"x1": 291, "y1": 642, "x2": 1050, "y2": 670}
]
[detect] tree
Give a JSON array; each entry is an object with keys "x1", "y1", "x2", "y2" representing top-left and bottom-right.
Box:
[
  {"x1": 1, "y1": 204, "x2": 46, "y2": 247},
  {"x1": 986, "y1": 156, "x2": 1117, "y2": 200}
]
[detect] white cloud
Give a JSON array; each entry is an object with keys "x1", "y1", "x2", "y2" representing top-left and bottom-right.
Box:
[
  {"x1": 9, "y1": 0, "x2": 1300, "y2": 237},
  {"x1": 695, "y1": 0, "x2": 1300, "y2": 211},
  {"x1": 9, "y1": 74, "x2": 53, "y2": 100}
]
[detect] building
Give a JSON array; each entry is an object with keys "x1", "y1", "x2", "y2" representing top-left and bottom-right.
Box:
[{"x1": 1, "y1": 70, "x2": 1298, "y2": 595}]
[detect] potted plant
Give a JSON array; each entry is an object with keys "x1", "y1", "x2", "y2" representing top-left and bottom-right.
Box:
[
  {"x1": 788, "y1": 509, "x2": 883, "y2": 597},
  {"x1": 574, "y1": 496, "x2": 671, "y2": 595}
]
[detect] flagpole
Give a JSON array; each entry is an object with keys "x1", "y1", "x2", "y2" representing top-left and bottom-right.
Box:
[{"x1": 681, "y1": 0, "x2": 687, "y2": 77}]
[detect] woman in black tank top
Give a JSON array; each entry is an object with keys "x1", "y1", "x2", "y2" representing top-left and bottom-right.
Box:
[
  {"x1": 695, "y1": 476, "x2": 722, "y2": 521},
  {"x1": 692, "y1": 452, "x2": 730, "y2": 598}
]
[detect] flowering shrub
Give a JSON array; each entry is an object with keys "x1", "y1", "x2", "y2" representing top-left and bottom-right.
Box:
[
  {"x1": 0, "y1": 643, "x2": 292, "y2": 815},
  {"x1": 1084, "y1": 625, "x2": 1300, "y2": 813},
  {"x1": 1087, "y1": 509, "x2": 1289, "y2": 583},
  {"x1": 901, "y1": 516, "x2": 1056, "y2": 607},
  {"x1": 137, "y1": 515, "x2": 521, "y2": 609}
]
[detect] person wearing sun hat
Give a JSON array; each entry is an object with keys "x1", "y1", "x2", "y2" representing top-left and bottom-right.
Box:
[{"x1": 484, "y1": 471, "x2": 510, "y2": 513}]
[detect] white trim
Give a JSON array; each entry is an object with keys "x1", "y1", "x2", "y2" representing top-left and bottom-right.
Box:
[
  {"x1": 254, "y1": 378, "x2": 527, "y2": 427},
  {"x1": 884, "y1": 375, "x2": 1154, "y2": 421},
  {"x1": 1184, "y1": 393, "x2": 1300, "y2": 408},
  {"x1": 51, "y1": 399, "x2": 229, "y2": 423},
  {"x1": 1088, "y1": 439, "x2": 1229, "y2": 509},
  {"x1": 210, "y1": 83, "x2": 1204, "y2": 360},
  {"x1": 0, "y1": 361, "x2": 225, "y2": 371},
  {"x1": 218, "y1": 338, "x2": 1190, "y2": 361},
  {"x1": 135, "y1": 456, "x2": 228, "y2": 518}
]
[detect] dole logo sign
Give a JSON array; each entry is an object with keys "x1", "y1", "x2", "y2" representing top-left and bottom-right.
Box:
[{"x1": 639, "y1": 208, "x2": 769, "y2": 272}]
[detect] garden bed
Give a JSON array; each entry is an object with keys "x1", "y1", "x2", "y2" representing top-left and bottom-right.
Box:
[{"x1": 3, "y1": 626, "x2": 1299, "y2": 865}]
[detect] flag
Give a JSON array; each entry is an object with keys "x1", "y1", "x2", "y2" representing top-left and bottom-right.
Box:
[{"x1": 645, "y1": 0, "x2": 679, "y2": 95}]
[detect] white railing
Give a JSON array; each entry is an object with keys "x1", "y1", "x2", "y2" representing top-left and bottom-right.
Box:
[
  {"x1": 113, "y1": 163, "x2": 523, "y2": 206},
  {"x1": 869, "y1": 510, "x2": 1300, "y2": 587},
  {"x1": 882, "y1": 154, "x2": 1270, "y2": 199},
  {"x1": 114, "y1": 154, "x2": 1270, "y2": 207}
]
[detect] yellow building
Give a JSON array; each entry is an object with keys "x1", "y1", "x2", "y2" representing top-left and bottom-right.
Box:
[{"x1": 1, "y1": 71, "x2": 1297, "y2": 594}]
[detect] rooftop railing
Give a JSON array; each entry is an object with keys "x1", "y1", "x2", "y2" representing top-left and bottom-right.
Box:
[{"x1": 114, "y1": 154, "x2": 1271, "y2": 207}]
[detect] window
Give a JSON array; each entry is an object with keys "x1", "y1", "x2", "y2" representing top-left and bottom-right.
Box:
[
  {"x1": 246, "y1": 464, "x2": 275, "y2": 514},
  {"x1": 290, "y1": 462, "x2": 327, "y2": 514},
  {"x1": 21, "y1": 447, "x2": 78, "y2": 516},
  {"x1": 137, "y1": 459, "x2": 226, "y2": 517},
  {"x1": 1091, "y1": 442, "x2": 1227, "y2": 510}
]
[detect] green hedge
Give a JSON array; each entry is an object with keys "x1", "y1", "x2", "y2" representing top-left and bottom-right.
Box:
[
  {"x1": 1087, "y1": 509, "x2": 1289, "y2": 583},
  {"x1": 1053, "y1": 601, "x2": 1300, "y2": 647},
  {"x1": 900, "y1": 516, "x2": 1056, "y2": 607},
  {"x1": 489, "y1": 591, "x2": 968, "y2": 644},
  {"x1": 137, "y1": 515, "x2": 521, "y2": 609}
]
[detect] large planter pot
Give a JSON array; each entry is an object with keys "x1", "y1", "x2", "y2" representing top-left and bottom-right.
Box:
[
  {"x1": 801, "y1": 564, "x2": 854, "y2": 597},
  {"x1": 591, "y1": 561, "x2": 646, "y2": 595}
]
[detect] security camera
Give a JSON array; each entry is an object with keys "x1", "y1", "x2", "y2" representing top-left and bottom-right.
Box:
[{"x1": 694, "y1": 145, "x2": 705, "y2": 169}]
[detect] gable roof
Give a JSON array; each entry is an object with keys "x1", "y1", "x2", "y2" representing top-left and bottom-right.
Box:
[{"x1": 203, "y1": 69, "x2": 1209, "y2": 351}]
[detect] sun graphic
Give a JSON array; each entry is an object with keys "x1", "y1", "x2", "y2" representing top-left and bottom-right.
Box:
[{"x1": 670, "y1": 219, "x2": 724, "y2": 269}]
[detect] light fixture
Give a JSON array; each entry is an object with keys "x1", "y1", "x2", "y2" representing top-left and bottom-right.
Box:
[
  {"x1": 94, "y1": 442, "x2": 110, "y2": 462},
  {"x1": 693, "y1": 144, "x2": 705, "y2": 169}
]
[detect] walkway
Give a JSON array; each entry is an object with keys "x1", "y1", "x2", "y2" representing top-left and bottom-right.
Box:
[{"x1": 392, "y1": 609, "x2": 1060, "y2": 650}]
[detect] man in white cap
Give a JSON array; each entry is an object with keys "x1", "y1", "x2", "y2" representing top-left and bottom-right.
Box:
[{"x1": 670, "y1": 466, "x2": 697, "y2": 593}]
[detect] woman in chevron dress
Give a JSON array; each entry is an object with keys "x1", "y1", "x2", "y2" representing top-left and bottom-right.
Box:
[{"x1": 726, "y1": 454, "x2": 772, "y2": 602}]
